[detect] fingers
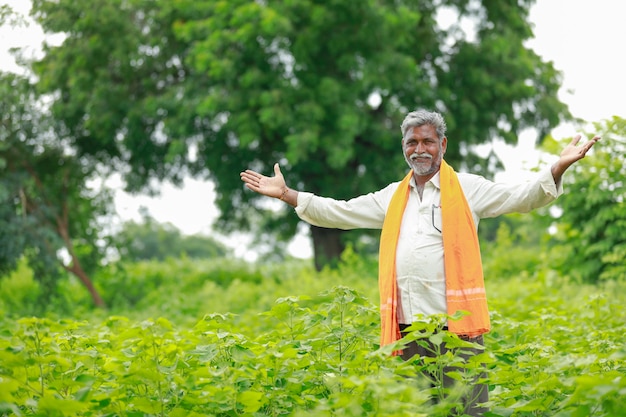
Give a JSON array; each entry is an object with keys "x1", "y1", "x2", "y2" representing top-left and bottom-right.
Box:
[
  {"x1": 240, "y1": 163, "x2": 282, "y2": 195},
  {"x1": 570, "y1": 134, "x2": 582, "y2": 145},
  {"x1": 569, "y1": 134, "x2": 600, "y2": 149},
  {"x1": 240, "y1": 164, "x2": 282, "y2": 184},
  {"x1": 582, "y1": 135, "x2": 601, "y2": 154},
  {"x1": 586, "y1": 135, "x2": 600, "y2": 147},
  {"x1": 241, "y1": 169, "x2": 261, "y2": 177},
  {"x1": 584, "y1": 135, "x2": 600, "y2": 147},
  {"x1": 567, "y1": 134, "x2": 600, "y2": 159},
  {"x1": 240, "y1": 170, "x2": 260, "y2": 183},
  {"x1": 240, "y1": 169, "x2": 265, "y2": 193}
]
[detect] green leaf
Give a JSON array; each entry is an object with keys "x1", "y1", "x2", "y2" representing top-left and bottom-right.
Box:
[{"x1": 237, "y1": 390, "x2": 265, "y2": 413}]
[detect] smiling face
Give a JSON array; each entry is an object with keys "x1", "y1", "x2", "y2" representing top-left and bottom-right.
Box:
[{"x1": 402, "y1": 124, "x2": 447, "y2": 180}]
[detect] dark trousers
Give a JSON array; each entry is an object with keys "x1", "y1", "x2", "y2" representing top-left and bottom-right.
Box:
[{"x1": 399, "y1": 324, "x2": 489, "y2": 416}]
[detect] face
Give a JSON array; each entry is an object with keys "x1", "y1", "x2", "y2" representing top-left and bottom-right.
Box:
[{"x1": 402, "y1": 124, "x2": 447, "y2": 178}]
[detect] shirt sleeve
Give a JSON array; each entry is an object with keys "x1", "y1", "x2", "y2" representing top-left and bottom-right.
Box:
[
  {"x1": 462, "y1": 167, "x2": 564, "y2": 219},
  {"x1": 295, "y1": 183, "x2": 399, "y2": 230}
]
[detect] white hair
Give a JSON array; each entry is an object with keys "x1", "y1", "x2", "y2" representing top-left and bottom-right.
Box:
[{"x1": 400, "y1": 109, "x2": 447, "y2": 140}]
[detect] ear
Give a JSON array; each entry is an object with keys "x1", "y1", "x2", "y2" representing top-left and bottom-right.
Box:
[{"x1": 441, "y1": 136, "x2": 448, "y2": 154}]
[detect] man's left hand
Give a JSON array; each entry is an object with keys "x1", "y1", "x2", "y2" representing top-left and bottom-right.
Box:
[
  {"x1": 559, "y1": 134, "x2": 601, "y2": 166},
  {"x1": 551, "y1": 134, "x2": 601, "y2": 183}
]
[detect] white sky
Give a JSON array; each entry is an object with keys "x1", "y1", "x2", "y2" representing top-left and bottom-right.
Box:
[{"x1": 1, "y1": 0, "x2": 625, "y2": 259}]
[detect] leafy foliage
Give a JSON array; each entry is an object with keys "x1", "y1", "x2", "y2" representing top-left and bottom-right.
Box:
[
  {"x1": 487, "y1": 275, "x2": 626, "y2": 416},
  {"x1": 31, "y1": 0, "x2": 189, "y2": 191},
  {"x1": 0, "y1": 72, "x2": 110, "y2": 307},
  {"x1": 28, "y1": 0, "x2": 570, "y2": 266},
  {"x1": 95, "y1": 257, "x2": 270, "y2": 313},
  {"x1": 479, "y1": 211, "x2": 553, "y2": 281},
  {"x1": 544, "y1": 117, "x2": 626, "y2": 283},
  {"x1": 1, "y1": 252, "x2": 625, "y2": 416},
  {"x1": 1, "y1": 256, "x2": 625, "y2": 416},
  {"x1": 114, "y1": 210, "x2": 230, "y2": 262}
]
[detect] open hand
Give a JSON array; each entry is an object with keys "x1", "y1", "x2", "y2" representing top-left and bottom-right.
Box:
[
  {"x1": 240, "y1": 163, "x2": 287, "y2": 199},
  {"x1": 551, "y1": 134, "x2": 601, "y2": 183},
  {"x1": 559, "y1": 134, "x2": 601, "y2": 167}
]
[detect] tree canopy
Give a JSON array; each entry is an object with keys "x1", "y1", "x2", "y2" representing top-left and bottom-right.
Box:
[
  {"x1": 115, "y1": 209, "x2": 231, "y2": 262},
  {"x1": 27, "y1": 0, "x2": 570, "y2": 268}
]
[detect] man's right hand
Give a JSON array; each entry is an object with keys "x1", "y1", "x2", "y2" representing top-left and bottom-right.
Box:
[{"x1": 240, "y1": 163, "x2": 289, "y2": 200}]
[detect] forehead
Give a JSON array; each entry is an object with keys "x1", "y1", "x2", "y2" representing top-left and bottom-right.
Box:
[{"x1": 403, "y1": 124, "x2": 438, "y2": 140}]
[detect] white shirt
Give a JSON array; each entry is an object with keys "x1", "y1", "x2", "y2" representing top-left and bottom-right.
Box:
[{"x1": 295, "y1": 167, "x2": 563, "y2": 324}]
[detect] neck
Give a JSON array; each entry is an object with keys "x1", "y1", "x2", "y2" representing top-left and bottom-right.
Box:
[
  {"x1": 412, "y1": 171, "x2": 438, "y2": 187},
  {"x1": 412, "y1": 170, "x2": 439, "y2": 200}
]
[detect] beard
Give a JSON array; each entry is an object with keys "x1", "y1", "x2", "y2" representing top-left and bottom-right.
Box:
[{"x1": 404, "y1": 151, "x2": 442, "y2": 176}]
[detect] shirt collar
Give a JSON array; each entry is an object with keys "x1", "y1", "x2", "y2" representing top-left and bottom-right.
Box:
[{"x1": 409, "y1": 171, "x2": 441, "y2": 190}]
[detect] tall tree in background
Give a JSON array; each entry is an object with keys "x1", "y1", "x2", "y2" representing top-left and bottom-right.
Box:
[
  {"x1": 0, "y1": 72, "x2": 110, "y2": 307},
  {"x1": 30, "y1": 0, "x2": 569, "y2": 269}
]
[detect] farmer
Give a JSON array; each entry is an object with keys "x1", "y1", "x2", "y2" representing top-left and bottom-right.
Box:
[{"x1": 240, "y1": 109, "x2": 599, "y2": 415}]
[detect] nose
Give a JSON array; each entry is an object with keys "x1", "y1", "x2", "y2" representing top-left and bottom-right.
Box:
[{"x1": 416, "y1": 141, "x2": 426, "y2": 153}]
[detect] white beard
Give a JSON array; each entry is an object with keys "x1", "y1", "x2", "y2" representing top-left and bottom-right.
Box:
[{"x1": 404, "y1": 152, "x2": 442, "y2": 176}]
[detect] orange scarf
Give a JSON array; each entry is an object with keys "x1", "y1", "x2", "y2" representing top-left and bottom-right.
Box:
[{"x1": 378, "y1": 160, "x2": 490, "y2": 350}]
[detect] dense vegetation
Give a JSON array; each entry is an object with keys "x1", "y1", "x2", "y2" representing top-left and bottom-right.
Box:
[
  {"x1": 6, "y1": 0, "x2": 571, "y2": 270},
  {"x1": 1, "y1": 242, "x2": 624, "y2": 416},
  {"x1": 1, "y1": 1, "x2": 624, "y2": 416},
  {"x1": 1, "y1": 121, "x2": 624, "y2": 416}
]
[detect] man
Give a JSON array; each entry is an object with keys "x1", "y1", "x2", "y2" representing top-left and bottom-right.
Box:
[{"x1": 240, "y1": 109, "x2": 599, "y2": 415}]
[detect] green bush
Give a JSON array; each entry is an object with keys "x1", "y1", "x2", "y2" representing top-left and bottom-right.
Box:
[
  {"x1": 0, "y1": 260, "x2": 41, "y2": 317},
  {"x1": 1, "y1": 275, "x2": 625, "y2": 416},
  {"x1": 1, "y1": 252, "x2": 625, "y2": 416}
]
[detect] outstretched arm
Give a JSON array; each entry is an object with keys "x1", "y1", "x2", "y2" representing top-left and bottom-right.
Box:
[
  {"x1": 551, "y1": 134, "x2": 601, "y2": 184},
  {"x1": 240, "y1": 163, "x2": 298, "y2": 207}
]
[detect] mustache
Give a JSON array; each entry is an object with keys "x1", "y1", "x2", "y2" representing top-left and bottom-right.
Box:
[{"x1": 410, "y1": 153, "x2": 433, "y2": 161}]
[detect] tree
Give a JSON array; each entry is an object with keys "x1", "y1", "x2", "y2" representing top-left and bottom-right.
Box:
[
  {"x1": 30, "y1": 0, "x2": 190, "y2": 191},
  {"x1": 29, "y1": 0, "x2": 569, "y2": 269},
  {"x1": 546, "y1": 117, "x2": 626, "y2": 283},
  {"x1": 0, "y1": 72, "x2": 110, "y2": 308},
  {"x1": 115, "y1": 209, "x2": 230, "y2": 261}
]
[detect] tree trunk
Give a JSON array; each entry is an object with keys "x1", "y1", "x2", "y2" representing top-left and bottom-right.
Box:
[
  {"x1": 56, "y1": 214, "x2": 107, "y2": 308},
  {"x1": 64, "y1": 260, "x2": 106, "y2": 308},
  {"x1": 310, "y1": 226, "x2": 346, "y2": 271}
]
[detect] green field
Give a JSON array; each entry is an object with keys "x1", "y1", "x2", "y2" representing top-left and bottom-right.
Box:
[{"x1": 1, "y1": 252, "x2": 625, "y2": 416}]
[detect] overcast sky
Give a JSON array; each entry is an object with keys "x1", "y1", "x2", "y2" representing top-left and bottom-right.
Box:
[{"x1": 1, "y1": 0, "x2": 624, "y2": 258}]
